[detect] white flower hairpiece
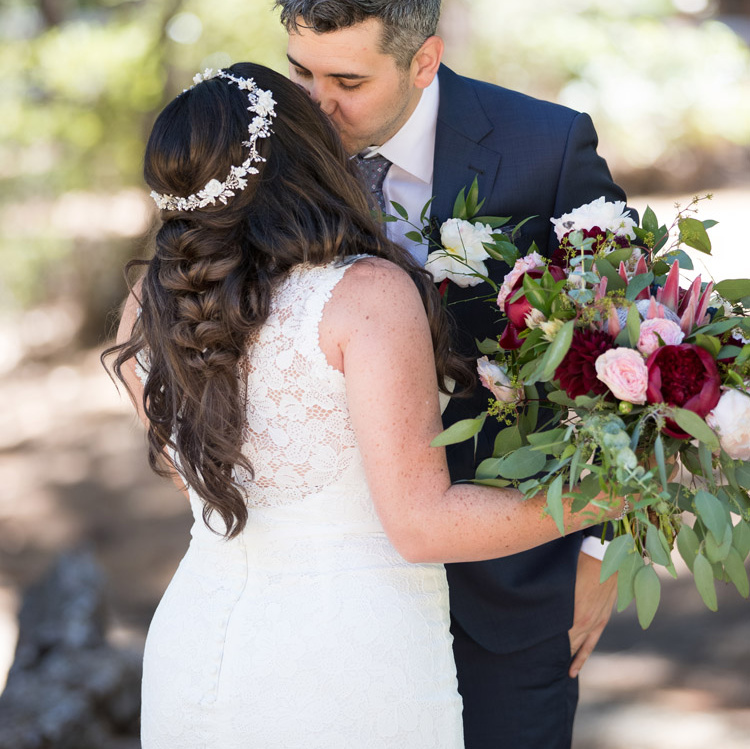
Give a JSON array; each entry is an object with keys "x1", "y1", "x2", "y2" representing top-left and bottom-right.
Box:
[{"x1": 150, "y1": 68, "x2": 277, "y2": 212}]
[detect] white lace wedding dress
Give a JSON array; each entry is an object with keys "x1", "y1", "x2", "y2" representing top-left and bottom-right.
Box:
[{"x1": 140, "y1": 259, "x2": 464, "y2": 748}]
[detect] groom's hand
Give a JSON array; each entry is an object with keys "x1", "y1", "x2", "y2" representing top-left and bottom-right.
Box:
[{"x1": 567, "y1": 552, "x2": 617, "y2": 678}]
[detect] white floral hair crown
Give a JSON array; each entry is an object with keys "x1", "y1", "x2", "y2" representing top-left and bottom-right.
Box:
[{"x1": 149, "y1": 68, "x2": 277, "y2": 212}]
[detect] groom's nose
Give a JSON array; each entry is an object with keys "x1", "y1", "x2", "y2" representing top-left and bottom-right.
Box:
[{"x1": 307, "y1": 82, "x2": 336, "y2": 116}]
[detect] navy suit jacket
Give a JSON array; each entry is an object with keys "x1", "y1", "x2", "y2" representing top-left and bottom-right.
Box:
[{"x1": 434, "y1": 65, "x2": 627, "y2": 654}]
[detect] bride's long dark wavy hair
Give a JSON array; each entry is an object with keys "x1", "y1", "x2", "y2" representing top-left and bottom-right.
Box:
[{"x1": 104, "y1": 62, "x2": 473, "y2": 538}]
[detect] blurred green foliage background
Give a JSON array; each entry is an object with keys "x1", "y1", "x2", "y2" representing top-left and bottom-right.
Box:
[{"x1": 1, "y1": 0, "x2": 749, "y2": 353}]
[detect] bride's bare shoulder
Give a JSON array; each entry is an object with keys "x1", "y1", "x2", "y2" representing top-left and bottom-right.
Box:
[{"x1": 334, "y1": 256, "x2": 420, "y2": 306}]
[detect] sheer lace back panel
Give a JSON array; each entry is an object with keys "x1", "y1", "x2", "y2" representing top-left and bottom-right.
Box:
[{"x1": 236, "y1": 259, "x2": 370, "y2": 509}]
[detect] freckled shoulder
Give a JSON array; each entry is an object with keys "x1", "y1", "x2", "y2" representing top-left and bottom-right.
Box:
[{"x1": 332, "y1": 257, "x2": 422, "y2": 312}]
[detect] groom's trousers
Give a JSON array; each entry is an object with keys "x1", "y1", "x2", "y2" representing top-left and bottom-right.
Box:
[{"x1": 450, "y1": 616, "x2": 578, "y2": 749}]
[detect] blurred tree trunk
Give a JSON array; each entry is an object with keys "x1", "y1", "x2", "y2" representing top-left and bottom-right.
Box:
[
  {"x1": 719, "y1": 0, "x2": 750, "y2": 16},
  {"x1": 38, "y1": 0, "x2": 64, "y2": 28}
]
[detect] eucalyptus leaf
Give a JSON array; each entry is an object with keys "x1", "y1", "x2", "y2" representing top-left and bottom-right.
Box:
[
  {"x1": 496, "y1": 446, "x2": 547, "y2": 480},
  {"x1": 694, "y1": 490, "x2": 730, "y2": 542},
  {"x1": 645, "y1": 524, "x2": 672, "y2": 567},
  {"x1": 654, "y1": 434, "x2": 667, "y2": 489},
  {"x1": 723, "y1": 548, "x2": 750, "y2": 598},
  {"x1": 693, "y1": 334, "x2": 722, "y2": 358},
  {"x1": 671, "y1": 409, "x2": 719, "y2": 451},
  {"x1": 705, "y1": 524, "x2": 733, "y2": 564},
  {"x1": 594, "y1": 259, "x2": 626, "y2": 291},
  {"x1": 634, "y1": 564, "x2": 661, "y2": 629},
  {"x1": 601, "y1": 535, "x2": 635, "y2": 582},
  {"x1": 714, "y1": 279, "x2": 750, "y2": 303},
  {"x1": 547, "y1": 391, "x2": 574, "y2": 407},
  {"x1": 526, "y1": 428, "x2": 568, "y2": 454},
  {"x1": 626, "y1": 304, "x2": 641, "y2": 348},
  {"x1": 616, "y1": 551, "x2": 644, "y2": 612},
  {"x1": 476, "y1": 457, "x2": 505, "y2": 480},
  {"x1": 471, "y1": 478, "x2": 512, "y2": 488},
  {"x1": 667, "y1": 249, "x2": 694, "y2": 271},
  {"x1": 405, "y1": 230, "x2": 425, "y2": 243},
  {"x1": 430, "y1": 413, "x2": 487, "y2": 447},
  {"x1": 625, "y1": 272, "x2": 654, "y2": 302},
  {"x1": 734, "y1": 462, "x2": 750, "y2": 491},
  {"x1": 476, "y1": 338, "x2": 501, "y2": 355},
  {"x1": 605, "y1": 248, "x2": 637, "y2": 266},
  {"x1": 546, "y1": 475, "x2": 565, "y2": 535},
  {"x1": 677, "y1": 525, "x2": 700, "y2": 572},
  {"x1": 569, "y1": 445, "x2": 583, "y2": 490},
  {"x1": 493, "y1": 425, "x2": 524, "y2": 456},
  {"x1": 689, "y1": 317, "x2": 739, "y2": 338},
  {"x1": 732, "y1": 519, "x2": 750, "y2": 558},
  {"x1": 717, "y1": 345, "x2": 743, "y2": 361},
  {"x1": 698, "y1": 440, "x2": 715, "y2": 486},
  {"x1": 693, "y1": 553, "x2": 718, "y2": 611}
]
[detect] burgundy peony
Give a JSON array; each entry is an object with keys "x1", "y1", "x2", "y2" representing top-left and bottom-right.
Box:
[
  {"x1": 645, "y1": 343, "x2": 721, "y2": 439},
  {"x1": 550, "y1": 227, "x2": 630, "y2": 266},
  {"x1": 555, "y1": 329, "x2": 615, "y2": 399},
  {"x1": 504, "y1": 264, "x2": 567, "y2": 330}
]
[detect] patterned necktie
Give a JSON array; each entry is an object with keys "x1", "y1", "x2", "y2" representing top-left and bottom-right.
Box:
[{"x1": 354, "y1": 153, "x2": 393, "y2": 213}]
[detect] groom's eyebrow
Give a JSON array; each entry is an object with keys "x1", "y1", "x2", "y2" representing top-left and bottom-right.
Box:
[{"x1": 287, "y1": 54, "x2": 369, "y2": 80}]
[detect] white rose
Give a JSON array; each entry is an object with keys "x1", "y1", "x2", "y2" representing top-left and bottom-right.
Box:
[
  {"x1": 440, "y1": 218, "x2": 494, "y2": 261},
  {"x1": 476, "y1": 356, "x2": 520, "y2": 403},
  {"x1": 551, "y1": 196, "x2": 636, "y2": 242},
  {"x1": 426, "y1": 219, "x2": 493, "y2": 287},
  {"x1": 706, "y1": 388, "x2": 750, "y2": 460}
]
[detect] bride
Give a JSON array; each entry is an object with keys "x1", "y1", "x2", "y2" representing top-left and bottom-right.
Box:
[{"x1": 106, "y1": 62, "x2": 621, "y2": 748}]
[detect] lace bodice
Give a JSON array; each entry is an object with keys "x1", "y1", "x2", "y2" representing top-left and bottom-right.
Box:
[{"x1": 235, "y1": 260, "x2": 365, "y2": 508}]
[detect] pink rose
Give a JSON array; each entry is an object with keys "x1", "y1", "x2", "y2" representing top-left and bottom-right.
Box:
[
  {"x1": 595, "y1": 347, "x2": 648, "y2": 404},
  {"x1": 637, "y1": 318, "x2": 685, "y2": 357},
  {"x1": 477, "y1": 356, "x2": 520, "y2": 403}
]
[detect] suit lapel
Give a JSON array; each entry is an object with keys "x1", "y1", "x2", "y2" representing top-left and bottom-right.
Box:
[{"x1": 431, "y1": 65, "x2": 502, "y2": 227}]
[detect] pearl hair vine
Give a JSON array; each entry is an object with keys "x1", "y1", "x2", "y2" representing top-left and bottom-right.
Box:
[{"x1": 149, "y1": 69, "x2": 277, "y2": 212}]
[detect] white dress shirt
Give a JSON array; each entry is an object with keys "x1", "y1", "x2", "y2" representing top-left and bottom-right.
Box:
[{"x1": 361, "y1": 74, "x2": 439, "y2": 265}]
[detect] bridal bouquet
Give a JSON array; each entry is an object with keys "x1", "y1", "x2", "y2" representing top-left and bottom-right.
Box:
[{"x1": 413, "y1": 190, "x2": 750, "y2": 628}]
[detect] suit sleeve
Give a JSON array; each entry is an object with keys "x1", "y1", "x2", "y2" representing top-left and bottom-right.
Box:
[{"x1": 548, "y1": 112, "x2": 631, "y2": 257}]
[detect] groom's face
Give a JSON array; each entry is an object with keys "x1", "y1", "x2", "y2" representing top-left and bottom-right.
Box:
[{"x1": 286, "y1": 18, "x2": 423, "y2": 156}]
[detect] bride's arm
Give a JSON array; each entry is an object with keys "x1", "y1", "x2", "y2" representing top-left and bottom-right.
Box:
[{"x1": 321, "y1": 257, "x2": 619, "y2": 564}]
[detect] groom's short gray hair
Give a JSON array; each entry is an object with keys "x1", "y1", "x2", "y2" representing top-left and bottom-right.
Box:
[{"x1": 275, "y1": 0, "x2": 442, "y2": 69}]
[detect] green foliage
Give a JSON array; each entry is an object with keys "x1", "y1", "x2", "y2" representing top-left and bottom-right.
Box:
[{"x1": 1, "y1": 0, "x2": 288, "y2": 311}]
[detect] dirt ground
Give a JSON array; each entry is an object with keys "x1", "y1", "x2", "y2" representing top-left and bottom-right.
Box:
[{"x1": 1, "y1": 188, "x2": 748, "y2": 748}]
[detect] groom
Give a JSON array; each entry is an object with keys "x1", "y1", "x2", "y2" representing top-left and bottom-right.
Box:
[{"x1": 275, "y1": 1, "x2": 625, "y2": 746}]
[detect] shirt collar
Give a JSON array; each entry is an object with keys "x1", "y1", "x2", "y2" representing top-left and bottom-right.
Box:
[{"x1": 362, "y1": 74, "x2": 439, "y2": 185}]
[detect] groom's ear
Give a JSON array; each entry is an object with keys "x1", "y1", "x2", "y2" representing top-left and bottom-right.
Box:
[{"x1": 412, "y1": 35, "x2": 443, "y2": 90}]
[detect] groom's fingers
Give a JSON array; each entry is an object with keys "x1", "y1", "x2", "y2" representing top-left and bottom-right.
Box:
[{"x1": 568, "y1": 625, "x2": 605, "y2": 678}]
